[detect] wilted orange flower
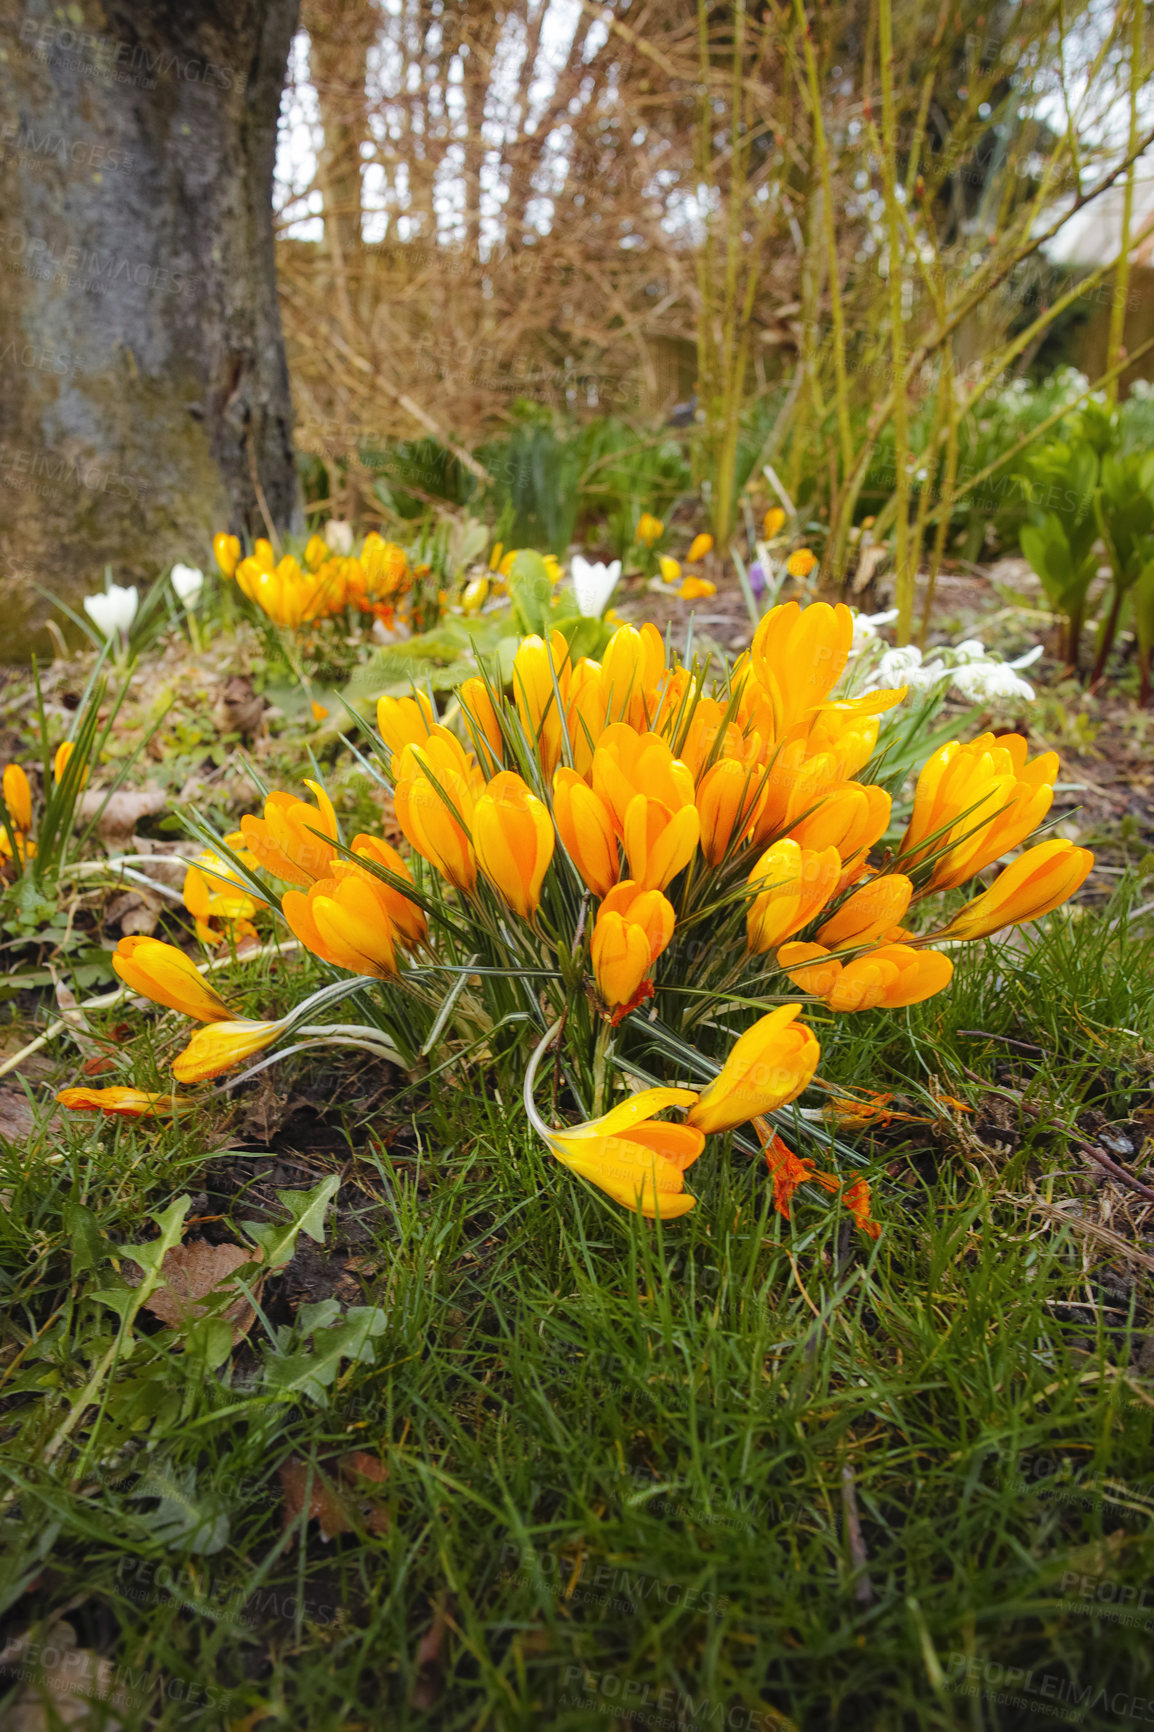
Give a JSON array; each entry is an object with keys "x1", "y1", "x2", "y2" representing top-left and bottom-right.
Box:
[
  {"x1": 843, "y1": 1178, "x2": 881, "y2": 1239},
  {"x1": 543, "y1": 1087, "x2": 703, "y2": 1219},
  {"x1": 689, "y1": 1005, "x2": 820, "y2": 1135},
  {"x1": 172, "y1": 1019, "x2": 284, "y2": 1083},
  {"x1": 636, "y1": 511, "x2": 664, "y2": 547},
  {"x1": 678, "y1": 576, "x2": 716, "y2": 600},
  {"x1": 754, "y1": 1119, "x2": 839, "y2": 1220},
  {"x1": 687, "y1": 533, "x2": 713, "y2": 562},
  {"x1": 57, "y1": 1087, "x2": 180, "y2": 1118}
]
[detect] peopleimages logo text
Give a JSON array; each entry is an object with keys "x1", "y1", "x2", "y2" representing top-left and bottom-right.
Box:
[{"x1": 17, "y1": 20, "x2": 234, "y2": 89}]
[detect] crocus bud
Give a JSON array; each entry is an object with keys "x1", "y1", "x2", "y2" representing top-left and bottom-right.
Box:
[
  {"x1": 688, "y1": 1005, "x2": 820, "y2": 1135},
  {"x1": 780, "y1": 941, "x2": 954, "y2": 1012},
  {"x1": 745, "y1": 840, "x2": 841, "y2": 953},
  {"x1": 213, "y1": 532, "x2": 241, "y2": 578},
  {"x1": 591, "y1": 880, "x2": 674, "y2": 1010},
  {"x1": 553, "y1": 768, "x2": 619, "y2": 898},
  {"x1": 939, "y1": 840, "x2": 1093, "y2": 940},
  {"x1": 472, "y1": 771, "x2": 555, "y2": 919},
  {"x1": 113, "y1": 936, "x2": 235, "y2": 1022},
  {"x1": 2, "y1": 763, "x2": 32, "y2": 833}
]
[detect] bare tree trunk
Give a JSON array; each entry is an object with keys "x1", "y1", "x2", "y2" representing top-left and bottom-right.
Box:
[{"x1": 0, "y1": 0, "x2": 300, "y2": 658}]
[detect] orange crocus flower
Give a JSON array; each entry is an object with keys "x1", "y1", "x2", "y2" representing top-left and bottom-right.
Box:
[
  {"x1": 472, "y1": 771, "x2": 555, "y2": 919},
  {"x1": 939, "y1": 839, "x2": 1094, "y2": 940},
  {"x1": 688, "y1": 1005, "x2": 820, "y2": 1135},
  {"x1": 745, "y1": 840, "x2": 841, "y2": 953},
  {"x1": 240, "y1": 781, "x2": 340, "y2": 888}
]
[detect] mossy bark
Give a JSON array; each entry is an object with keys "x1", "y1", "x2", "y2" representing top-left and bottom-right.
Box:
[{"x1": 0, "y1": 0, "x2": 300, "y2": 660}]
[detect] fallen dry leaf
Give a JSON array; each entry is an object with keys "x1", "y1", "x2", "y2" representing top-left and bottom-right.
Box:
[
  {"x1": 135, "y1": 1241, "x2": 261, "y2": 1341},
  {"x1": 410, "y1": 1595, "x2": 448, "y2": 1711},
  {"x1": 0, "y1": 1620, "x2": 136, "y2": 1729},
  {"x1": 279, "y1": 1458, "x2": 355, "y2": 1541},
  {"x1": 217, "y1": 675, "x2": 265, "y2": 739},
  {"x1": 77, "y1": 787, "x2": 168, "y2": 845},
  {"x1": 0, "y1": 1087, "x2": 35, "y2": 1143},
  {"x1": 103, "y1": 888, "x2": 162, "y2": 938}
]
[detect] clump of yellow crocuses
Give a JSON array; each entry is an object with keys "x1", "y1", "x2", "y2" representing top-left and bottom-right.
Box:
[{"x1": 67, "y1": 600, "x2": 1093, "y2": 1237}]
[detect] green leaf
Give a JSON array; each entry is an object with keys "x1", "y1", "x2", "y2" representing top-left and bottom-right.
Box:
[
  {"x1": 508, "y1": 550, "x2": 554, "y2": 637},
  {"x1": 64, "y1": 1201, "x2": 106, "y2": 1274},
  {"x1": 184, "y1": 1315, "x2": 236, "y2": 1372},
  {"x1": 241, "y1": 1174, "x2": 340, "y2": 1273},
  {"x1": 553, "y1": 613, "x2": 610, "y2": 664},
  {"x1": 128, "y1": 1463, "x2": 231, "y2": 1554},
  {"x1": 263, "y1": 1306, "x2": 387, "y2": 1407},
  {"x1": 119, "y1": 1196, "x2": 193, "y2": 1288}
]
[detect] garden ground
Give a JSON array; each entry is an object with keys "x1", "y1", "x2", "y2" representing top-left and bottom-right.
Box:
[{"x1": 1, "y1": 572, "x2": 1153, "y2": 1731}]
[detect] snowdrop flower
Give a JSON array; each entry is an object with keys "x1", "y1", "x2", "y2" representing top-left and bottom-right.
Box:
[
  {"x1": 170, "y1": 563, "x2": 204, "y2": 607},
  {"x1": 851, "y1": 607, "x2": 899, "y2": 651},
  {"x1": 908, "y1": 659, "x2": 949, "y2": 690},
  {"x1": 571, "y1": 555, "x2": 622, "y2": 618},
  {"x1": 951, "y1": 661, "x2": 1036, "y2": 703},
  {"x1": 867, "y1": 643, "x2": 950, "y2": 693},
  {"x1": 324, "y1": 520, "x2": 354, "y2": 555},
  {"x1": 875, "y1": 644, "x2": 925, "y2": 684},
  {"x1": 952, "y1": 638, "x2": 987, "y2": 663},
  {"x1": 84, "y1": 584, "x2": 138, "y2": 641}
]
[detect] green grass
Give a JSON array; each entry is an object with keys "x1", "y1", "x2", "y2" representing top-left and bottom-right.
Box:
[{"x1": 2, "y1": 890, "x2": 1153, "y2": 1730}]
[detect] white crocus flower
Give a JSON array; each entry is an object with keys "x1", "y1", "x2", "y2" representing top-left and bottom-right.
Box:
[
  {"x1": 325, "y1": 520, "x2": 355, "y2": 555},
  {"x1": 571, "y1": 555, "x2": 622, "y2": 618},
  {"x1": 170, "y1": 563, "x2": 204, "y2": 607},
  {"x1": 84, "y1": 583, "x2": 139, "y2": 641}
]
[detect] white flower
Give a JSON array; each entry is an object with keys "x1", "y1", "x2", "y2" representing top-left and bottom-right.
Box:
[
  {"x1": 875, "y1": 644, "x2": 924, "y2": 685},
  {"x1": 951, "y1": 662, "x2": 1035, "y2": 703},
  {"x1": 907, "y1": 659, "x2": 949, "y2": 690},
  {"x1": 951, "y1": 638, "x2": 987, "y2": 663},
  {"x1": 325, "y1": 520, "x2": 354, "y2": 555},
  {"x1": 170, "y1": 563, "x2": 204, "y2": 607},
  {"x1": 83, "y1": 584, "x2": 139, "y2": 640},
  {"x1": 1008, "y1": 644, "x2": 1043, "y2": 671},
  {"x1": 571, "y1": 555, "x2": 622, "y2": 618},
  {"x1": 851, "y1": 607, "x2": 898, "y2": 650}
]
